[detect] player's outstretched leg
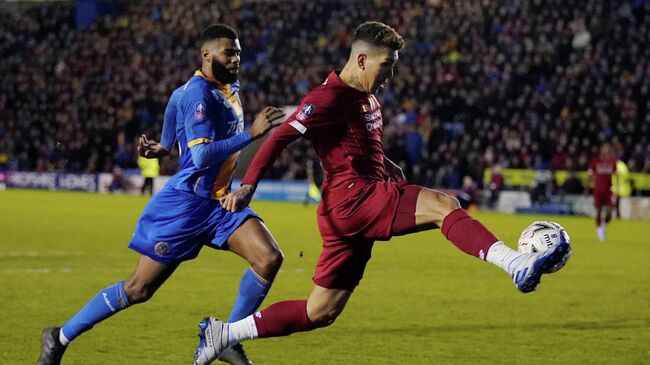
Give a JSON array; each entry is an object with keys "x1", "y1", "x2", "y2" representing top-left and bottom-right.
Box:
[
  {"x1": 406, "y1": 187, "x2": 570, "y2": 293},
  {"x1": 38, "y1": 255, "x2": 178, "y2": 365},
  {"x1": 194, "y1": 286, "x2": 349, "y2": 364}
]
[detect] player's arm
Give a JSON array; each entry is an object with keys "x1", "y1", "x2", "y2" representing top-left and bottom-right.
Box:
[
  {"x1": 189, "y1": 107, "x2": 284, "y2": 169},
  {"x1": 220, "y1": 99, "x2": 330, "y2": 212},
  {"x1": 219, "y1": 120, "x2": 304, "y2": 211},
  {"x1": 384, "y1": 156, "x2": 405, "y2": 182},
  {"x1": 139, "y1": 90, "x2": 179, "y2": 158}
]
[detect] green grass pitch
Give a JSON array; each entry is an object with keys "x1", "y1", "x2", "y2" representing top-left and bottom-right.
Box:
[{"x1": 1, "y1": 189, "x2": 649, "y2": 364}]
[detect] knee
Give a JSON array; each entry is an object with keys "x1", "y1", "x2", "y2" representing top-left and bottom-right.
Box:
[
  {"x1": 251, "y1": 247, "x2": 284, "y2": 280},
  {"x1": 419, "y1": 189, "x2": 461, "y2": 223},
  {"x1": 123, "y1": 279, "x2": 156, "y2": 304},
  {"x1": 438, "y1": 192, "x2": 461, "y2": 215}
]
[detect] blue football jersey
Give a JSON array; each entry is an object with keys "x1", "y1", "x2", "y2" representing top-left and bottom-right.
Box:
[{"x1": 168, "y1": 70, "x2": 245, "y2": 200}]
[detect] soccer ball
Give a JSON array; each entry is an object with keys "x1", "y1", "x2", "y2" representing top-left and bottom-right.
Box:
[{"x1": 517, "y1": 221, "x2": 571, "y2": 273}]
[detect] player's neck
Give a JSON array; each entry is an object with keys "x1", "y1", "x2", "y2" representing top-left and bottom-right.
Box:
[
  {"x1": 339, "y1": 66, "x2": 367, "y2": 93},
  {"x1": 199, "y1": 65, "x2": 220, "y2": 84}
]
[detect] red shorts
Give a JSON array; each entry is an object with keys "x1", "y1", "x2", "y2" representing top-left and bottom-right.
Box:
[
  {"x1": 593, "y1": 190, "x2": 613, "y2": 208},
  {"x1": 313, "y1": 180, "x2": 422, "y2": 291}
]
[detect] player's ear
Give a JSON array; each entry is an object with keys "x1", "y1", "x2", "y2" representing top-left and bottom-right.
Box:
[
  {"x1": 357, "y1": 53, "x2": 367, "y2": 70},
  {"x1": 201, "y1": 47, "x2": 210, "y2": 62}
]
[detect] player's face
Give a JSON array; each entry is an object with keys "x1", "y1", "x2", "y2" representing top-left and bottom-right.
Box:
[
  {"x1": 366, "y1": 48, "x2": 398, "y2": 94},
  {"x1": 600, "y1": 144, "x2": 612, "y2": 158},
  {"x1": 204, "y1": 38, "x2": 242, "y2": 84}
]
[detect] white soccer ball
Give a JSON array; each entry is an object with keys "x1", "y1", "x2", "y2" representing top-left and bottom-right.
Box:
[{"x1": 517, "y1": 221, "x2": 571, "y2": 273}]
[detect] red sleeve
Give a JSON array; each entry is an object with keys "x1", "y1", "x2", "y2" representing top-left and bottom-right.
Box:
[
  {"x1": 241, "y1": 121, "x2": 302, "y2": 186},
  {"x1": 241, "y1": 89, "x2": 337, "y2": 186}
]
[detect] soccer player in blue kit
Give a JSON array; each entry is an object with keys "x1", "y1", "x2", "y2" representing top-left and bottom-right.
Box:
[{"x1": 38, "y1": 24, "x2": 285, "y2": 365}]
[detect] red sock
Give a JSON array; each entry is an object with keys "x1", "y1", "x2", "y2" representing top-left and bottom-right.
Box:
[
  {"x1": 441, "y1": 208, "x2": 499, "y2": 260},
  {"x1": 253, "y1": 300, "x2": 314, "y2": 338}
]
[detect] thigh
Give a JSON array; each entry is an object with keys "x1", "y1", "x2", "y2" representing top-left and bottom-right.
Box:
[
  {"x1": 313, "y1": 238, "x2": 374, "y2": 291},
  {"x1": 226, "y1": 218, "x2": 281, "y2": 264},
  {"x1": 392, "y1": 186, "x2": 459, "y2": 236}
]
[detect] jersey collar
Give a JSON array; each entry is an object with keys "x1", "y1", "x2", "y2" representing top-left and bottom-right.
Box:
[{"x1": 194, "y1": 70, "x2": 238, "y2": 95}]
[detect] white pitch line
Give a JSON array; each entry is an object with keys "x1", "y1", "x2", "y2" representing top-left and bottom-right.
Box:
[{"x1": 0, "y1": 251, "x2": 83, "y2": 258}]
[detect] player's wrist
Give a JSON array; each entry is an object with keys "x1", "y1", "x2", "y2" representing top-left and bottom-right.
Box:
[
  {"x1": 246, "y1": 126, "x2": 262, "y2": 140},
  {"x1": 241, "y1": 184, "x2": 256, "y2": 193}
]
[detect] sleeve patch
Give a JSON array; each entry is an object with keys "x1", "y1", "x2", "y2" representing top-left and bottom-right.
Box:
[
  {"x1": 296, "y1": 103, "x2": 315, "y2": 121},
  {"x1": 194, "y1": 102, "x2": 207, "y2": 121},
  {"x1": 289, "y1": 120, "x2": 307, "y2": 134}
]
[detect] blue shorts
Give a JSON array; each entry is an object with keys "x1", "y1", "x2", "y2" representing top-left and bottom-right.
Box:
[{"x1": 128, "y1": 185, "x2": 259, "y2": 264}]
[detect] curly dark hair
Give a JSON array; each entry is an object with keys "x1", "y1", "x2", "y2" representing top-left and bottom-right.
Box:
[
  {"x1": 353, "y1": 21, "x2": 405, "y2": 50},
  {"x1": 200, "y1": 24, "x2": 238, "y2": 45}
]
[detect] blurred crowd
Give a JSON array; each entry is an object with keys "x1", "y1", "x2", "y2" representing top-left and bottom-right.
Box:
[{"x1": 1, "y1": 0, "x2": 649, "y2": 190}]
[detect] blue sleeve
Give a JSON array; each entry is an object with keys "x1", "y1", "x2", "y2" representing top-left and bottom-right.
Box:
[
  {"x1": 191, "y1": 131, "x2": 253, "y2": 169},
  {"x1": 181, "y1": 87, "x2": 252, "y2": 169},
  {"x1": 160, "y1": 90, "x2": 179, "y2": 150}
]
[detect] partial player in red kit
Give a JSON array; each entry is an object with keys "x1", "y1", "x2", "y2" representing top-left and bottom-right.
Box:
[
  {"x1": 588, "y1": 143, "x2": 617, "y2": 241},
  {"x1": 193, "y1": 22, "x2": 571, "y2": 364}
]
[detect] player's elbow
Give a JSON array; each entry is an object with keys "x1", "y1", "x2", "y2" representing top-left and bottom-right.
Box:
[{"x1": 190, "y1": 145, "x2": 211, "y2": 169}]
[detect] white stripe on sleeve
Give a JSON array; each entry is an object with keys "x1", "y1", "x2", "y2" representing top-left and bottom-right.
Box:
[{"x1": 289, "y1": 120, "x2": 307, "y2": 134}]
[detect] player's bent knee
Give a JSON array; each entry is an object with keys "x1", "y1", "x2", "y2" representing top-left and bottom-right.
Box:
[
  {"x1": 440, "y1": 192, "x2": 461, "y2": 213},
  {"x1": 418, "y1": 189, "x2": 461, "y2": 226},
  {"x1": 252, "y1": 248, "x2": 284, "y2": 279}
]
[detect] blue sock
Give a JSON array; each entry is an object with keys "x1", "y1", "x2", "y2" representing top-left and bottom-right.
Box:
[
  {"x1": 227, "y1": 268, "x2": 272, "y2": 322},
  {"x1": 61, "y1": 281, "x2": 130, "y2": 342}
]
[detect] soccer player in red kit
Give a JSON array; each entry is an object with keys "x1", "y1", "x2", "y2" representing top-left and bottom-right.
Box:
[
  {"x1": 193, "y1": 22, "x2": 571, "y2": 364},
  {"x1": 588, "y1": 143, "x2": 617, "y2": 241}
]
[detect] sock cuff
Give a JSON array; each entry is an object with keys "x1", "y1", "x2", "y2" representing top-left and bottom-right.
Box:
[
  {"x1": 247, "y1": 268, "x2": 271, "y2": 287},
  {"x1": 441, "y1": 208, "x2": 469, "y2": 238},
  {"x1": 117, "y1": 281, "x2": 130, "y2": 308}
]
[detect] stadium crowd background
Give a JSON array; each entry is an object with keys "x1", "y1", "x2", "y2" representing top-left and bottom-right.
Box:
[{"x1": 1, "y1": 0, "x2": 649, "y2": 192}]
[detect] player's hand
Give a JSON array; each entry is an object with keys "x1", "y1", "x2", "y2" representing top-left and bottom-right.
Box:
[
  {"x1": 219, "y1": 184, "x2": 255, "y2": 212},
  {"x1": 247, "y1": 106, "x2": 286, "y2": 139},
  {"x1": 138, "y1": 134, "x2": 169, "y2": 158},
  {"x1": 385, "y1": 158, "x2": 406, "y2": 182}
]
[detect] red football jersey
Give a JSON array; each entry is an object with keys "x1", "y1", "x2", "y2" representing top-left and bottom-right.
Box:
[
  {"x1": 242, "y1": 71, "x2": 387, "y2": 210},
  {"x1": 588, "y1": 157, "x2": 616, "y2": 192}
]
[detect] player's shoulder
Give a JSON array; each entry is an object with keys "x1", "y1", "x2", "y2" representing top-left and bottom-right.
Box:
[
  {"x1": 301, "y1": 77, "x2": 347, "y2": 111},
  {"x1": 179, "y1": 76, "x2": 220, "y2": 107}
]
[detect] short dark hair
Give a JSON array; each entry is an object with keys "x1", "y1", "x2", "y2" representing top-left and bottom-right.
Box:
[
  {"x1": 200, "y1": 24, "x2": 238, "y2": 45},
  {"x1": 353, "y1": 21, "x2": 405, "y2": 50}
]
